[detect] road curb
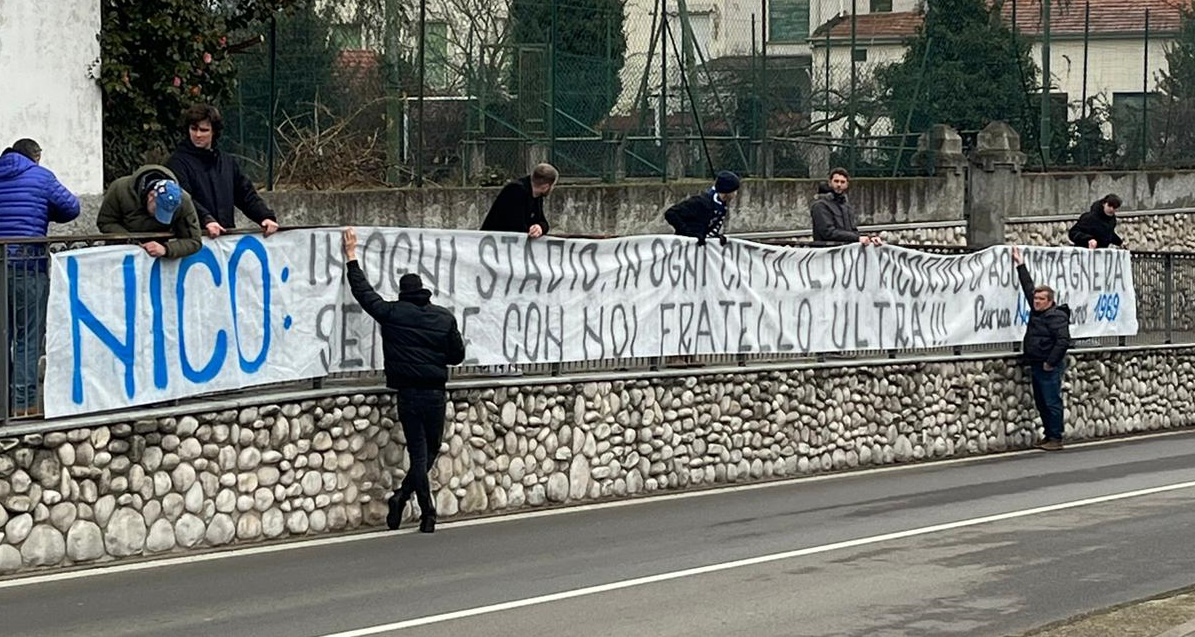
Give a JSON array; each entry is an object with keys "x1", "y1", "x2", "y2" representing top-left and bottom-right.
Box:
[{"x1": 1154, "y1": 617, "x2": 1195, "y2": 637}]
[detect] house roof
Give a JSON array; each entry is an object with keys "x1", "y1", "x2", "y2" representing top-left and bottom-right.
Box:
[
  {"x1": 336, "y1": 49, "x2": 380, "y2": 72},
  {"x1": 812, "y1": 0, "x2": 1183, "y2": 42},
  {"x1": 812, "y1": 11, "x2": 923, "y2": 40}
]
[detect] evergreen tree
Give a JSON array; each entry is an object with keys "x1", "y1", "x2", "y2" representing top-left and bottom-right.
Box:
[
  {"x1": 98, "y1": 0, "x2": 302, "y2": 182},
  {"x1": 1154, "y1": 1, "x2": 1195, "y2": 166},
  {"x1": 876, "y1": 0, "x2": 1037, "y2": 136},
  {"x1": 507, "y1": 0, "x2": 627, "y2": 135},
  {"x1": 225, "y1": 3, "x2": 339, "y2": 172}
]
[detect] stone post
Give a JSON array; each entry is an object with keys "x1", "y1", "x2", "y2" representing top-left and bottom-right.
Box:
[
  {"x1": 666, "y1": 139, "x2": 689, "y2": 180},
  {"x1": 461, "y1": 137, "x2": 486, "y2": 186},
  {"x1": 526, "y1": 142, "x2": 551, "y2": 173},
  {"x1": 603, "y1": 132, "x2": 626, "y2": 182},
  {"x1": 806, "y1": 135, "x2": 832, "y2": 179},
  {"x1": 911, "y1": 124, "x2": 967, "y2": 177},
  {"x1": 966, "y1": 122, "x2": 1027, "y2": 248},
  {"x1": 752, "y1": 139, "x2": 774, "y2": 178}
]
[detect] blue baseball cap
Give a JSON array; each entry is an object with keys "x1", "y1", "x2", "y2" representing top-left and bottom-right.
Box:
[{"x1": 151, "y1": 180, "x2": 182, "y2": 225}]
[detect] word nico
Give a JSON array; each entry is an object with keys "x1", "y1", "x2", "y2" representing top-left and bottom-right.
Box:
[{"x1": 67, "y1": 237, "x2": 274, "y2": 405}]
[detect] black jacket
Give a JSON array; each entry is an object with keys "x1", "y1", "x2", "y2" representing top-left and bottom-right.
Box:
[
  {"x1": 166, "y1": 141, "x2": 276, "y2": 229},
  {"x1": 1068, "y1": 201, "x2": 1124, "y2": 248},
  {"x1": 1018, "y1": 264, "x2": 1071, "y2": 367},
  {"x1": 810, "y1": 185, "x2": 860, "y2": 243},
  {"x1": 347, "y1": 261, "x2": 466, "y2": 390},
  {"x1": 664, "y1": 189, "x2": 728, "y2": 239},
  {"x1": 480, "y1": 176, "x2": 550, "y2": 234}
]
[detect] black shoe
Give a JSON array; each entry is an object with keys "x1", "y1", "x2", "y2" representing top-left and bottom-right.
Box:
[
  {"x1": 386, "y1": 492, "x2": 409, "y2": 530},
  {"x1": 419, "y1": 514, "x2": 437, "y2": 534}
]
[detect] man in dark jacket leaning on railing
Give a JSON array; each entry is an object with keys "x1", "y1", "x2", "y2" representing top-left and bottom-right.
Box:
[
  {"x1": 167, "y1": 104, "x2": 280, "y2": 240},
  {"x1": 810, "y1": 167, "x2": 883, "y2": 246},
  {"x1": 1068, "y1": 194, "x2": 1124, "y2": 249},
  {"x1": 342, "y1": 227, "x2": 466, "y2": 534},
  {"x1": 1012, "y1": 246, "x2": 1072, "y2": 451}
]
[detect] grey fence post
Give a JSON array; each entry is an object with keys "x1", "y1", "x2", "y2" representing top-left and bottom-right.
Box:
[
  {"x1": 1165, "y1": 253, "x2": 1174, "y2": 345},
  {"x1": 0, "y1": 247, "x2": 9, "y2": 425}
]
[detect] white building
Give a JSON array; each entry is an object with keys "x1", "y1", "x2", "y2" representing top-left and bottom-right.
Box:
[
  {"x1": 809, "y1": 0, "x2": 1179, "y2": 137},
  {"x1": 0, "y1": 1, "x2": 103, "y2": 194}
]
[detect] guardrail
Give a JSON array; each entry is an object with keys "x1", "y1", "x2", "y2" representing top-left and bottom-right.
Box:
[{"x1": 3, "y1": 228, "x2": 1191, "y2": 427}]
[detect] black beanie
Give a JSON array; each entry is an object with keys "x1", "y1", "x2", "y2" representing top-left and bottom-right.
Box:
[{"x1": 714, "y1": 170, "x2": 740, "y2": 194}]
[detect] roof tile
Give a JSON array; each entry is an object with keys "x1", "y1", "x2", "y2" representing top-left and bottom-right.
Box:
[{"x1": 816, "y1": 0, "x2": 1183, "y2": 40}]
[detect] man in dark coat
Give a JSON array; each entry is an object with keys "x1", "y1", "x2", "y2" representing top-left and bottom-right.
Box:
[
  {"x1": 1012, "y1": 246, "x2": 1072, "y2": 451},
  {"x1": 166, "y1": 104, "x2": 279, "y2": 239},
  {"x1": 663, "y1": 170, "x2": 741, "y2": 246},
  {"x1": 480, "y1": 163, "x2": 558, "y2": 238},
  {"x1": 1068, "y1": 194, "x2": 1124, "y2": 249},
  {"x1": 97, "y1": 165, "x2": 202, "y2": 259},
  {"x1": 810, "y1": 167, "x2": 882, "y2": 245},
  {"x1": 343, "y1": 227, "x2": 466, "y2": 533}
]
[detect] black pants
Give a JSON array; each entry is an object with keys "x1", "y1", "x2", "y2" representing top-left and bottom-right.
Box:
[{"x1": 395, "y1": 387, "x2": 447, "y2": 518}]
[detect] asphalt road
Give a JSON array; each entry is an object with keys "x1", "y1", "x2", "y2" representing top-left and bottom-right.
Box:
[{"x1": 4, "y1": 433, "x2": 1195, "y2": 637}]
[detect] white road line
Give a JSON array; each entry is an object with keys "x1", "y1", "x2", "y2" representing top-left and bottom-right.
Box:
[
  {"x1": 314, "y1": 480, "x2": 1195, "y2": 637},
  {"x1": 0, "y1": 429, "x2": 1190, "y2": 590}
]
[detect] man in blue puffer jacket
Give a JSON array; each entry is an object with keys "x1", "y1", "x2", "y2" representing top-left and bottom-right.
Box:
[{"x1": 0, "y1": 138, "x2": 80, "y2": 416}]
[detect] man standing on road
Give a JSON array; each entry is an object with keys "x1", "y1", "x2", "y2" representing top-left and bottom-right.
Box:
[
  {"x1": 343, "y1": 228, "x2": 466, "y2": 533},
  {"x1": 480, "y1": 163, "x2": 558, "y2": 239},
  {"x1": 1012, "y1": 246, "x2": 1072, "y2": 451},
  {"x1": 663, "y1": 170, "x2": 740, "y2": 246},
  {"x1": 811, "y1": 167, "x2": 882, "y2": 245}
]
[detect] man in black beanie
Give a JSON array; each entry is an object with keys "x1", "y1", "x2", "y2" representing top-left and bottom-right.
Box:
[
  {"x1": 663, "y1": 170, "x2": 741, "y2": 246},
  {"x1": 343, "y1": 228, "x2": 466, "y2": 533}
]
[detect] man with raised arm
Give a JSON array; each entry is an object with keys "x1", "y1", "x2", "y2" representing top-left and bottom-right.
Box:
[
  {"x1": 1012, "y1": 246, "x2": 1072, "y2": 451},
  {"x1": 342, "y1": 227, "x2": 466, "y2": 533}
]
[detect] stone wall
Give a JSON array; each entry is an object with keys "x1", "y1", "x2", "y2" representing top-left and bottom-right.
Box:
[
  {"x1": 877, "y1": 212, "x2": 1195, "y2": 252},
  {"x1": 2, "y1": 347, "x2": 1192, "y2": 574},
  {"x1": 61, "y1": 169, "x2": 1195, "y2": 241},
  {"x1": 65, "y1": 177, "x2": 963, "y2": 239},
  {"x1": 1021, "y1": 172, "x2": 1195, "y2": 217}
]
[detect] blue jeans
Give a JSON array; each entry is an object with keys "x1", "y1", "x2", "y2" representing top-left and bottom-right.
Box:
[
  {"x1": 1030, "y1": 362, "x2": 1066, "y2": 441},
  {"x1": 8, "y1": 266, "x2": 48, "y2": 412}
]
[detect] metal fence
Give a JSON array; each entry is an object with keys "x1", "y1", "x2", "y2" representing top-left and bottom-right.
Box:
[
  {"x1": 0, "y1": 235, "x2": 174, "y2": 424},
  {"x1": 215, "y1": 0, "x2": 1185, "y2": 189},
  {"x1": 3, "y1": 233, "x2": 1192, "y2": 426}
]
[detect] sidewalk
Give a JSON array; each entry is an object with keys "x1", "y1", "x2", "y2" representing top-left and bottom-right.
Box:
[{"x1": 1014, "y1": 586, "x2": 1195, "y2": 637}]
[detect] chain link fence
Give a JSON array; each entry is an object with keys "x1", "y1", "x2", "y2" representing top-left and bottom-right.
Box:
[{"x1": 217, "y1": 0, "x2": 1189, "y2": 189}]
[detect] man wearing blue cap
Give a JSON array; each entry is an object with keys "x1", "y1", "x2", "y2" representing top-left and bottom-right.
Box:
[
  {"x1": 663, "y1": 170, "x2": 740, "y2": 246},
  {"x1": 97, "y1": 165, "x2": 202, "y2": 258}
]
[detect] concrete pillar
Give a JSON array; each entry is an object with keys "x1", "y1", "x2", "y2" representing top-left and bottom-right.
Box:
[
  {"x1": 666, "y1": 139, "x2": 688, "y2": 180},
  {"x1": 753, "y1": 140, "x2": 774, "y2": 179},
  {"x1": 966, "y1": 122, "x2": 1027, "y2": 248},
  {"x1": 806, "y1": 136, "x2": 831, "y2": 179},
  {"x1": 604, "y1": 133, "x2": 626, "y2": 182},
  {"x1": 461, "y1": 138, "x2": 486, "y2": 186},
  {"x1": 527, "y1": 142, "x2": 550, "y2": 173},
  {"x1": 911, "y1": 124, "x2": 967, "y2": 176}
]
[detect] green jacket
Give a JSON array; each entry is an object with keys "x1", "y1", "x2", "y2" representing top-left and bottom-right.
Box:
[{"x1": 97, "y1": 164, "x2": 202, "y2": 258}]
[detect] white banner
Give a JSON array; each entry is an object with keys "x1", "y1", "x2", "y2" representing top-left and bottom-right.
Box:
[{"x1": 45, "y1": 229, "x2": 1137, "y2": 417}]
